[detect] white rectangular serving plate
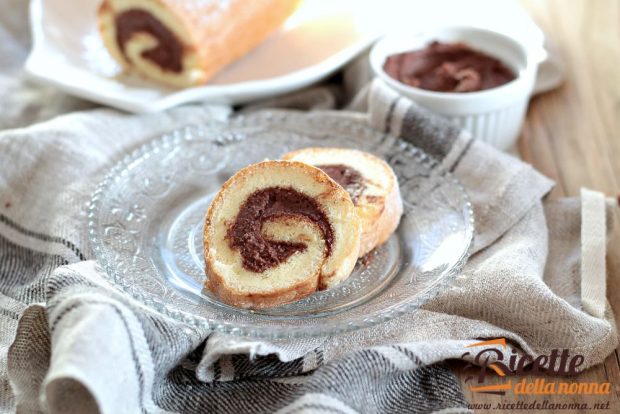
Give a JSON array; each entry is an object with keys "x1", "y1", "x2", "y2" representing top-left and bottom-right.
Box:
[{"x1": 25, "y1": 0, "x2": 383, "y2": 113}]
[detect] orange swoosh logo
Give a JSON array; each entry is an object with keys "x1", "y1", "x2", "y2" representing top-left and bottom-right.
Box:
[
  {"x1": 469, "y1": 381, "x2": 512, "y2": 392},
  {"x1": 465, "y1": 338, "x2": 507, "y2": 349}
]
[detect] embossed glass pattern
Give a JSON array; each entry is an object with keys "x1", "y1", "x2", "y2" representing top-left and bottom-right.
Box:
[{"x1": 88, "y1": 112, "x2": 474, "y2": 338}]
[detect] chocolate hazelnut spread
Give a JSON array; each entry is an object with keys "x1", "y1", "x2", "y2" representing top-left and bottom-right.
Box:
[
  {"x1": 383, "y1": 41, "x2": 516, "y2": 93},
  {"x1": 317, "y1": 164, "x2": 365, "y2": 204},
  {"x1": 227, "y1": 187, "x2": 333, "y2": 273},
  {"x1": 115, "y1": 9, "x2": 183, "y2": 73}
]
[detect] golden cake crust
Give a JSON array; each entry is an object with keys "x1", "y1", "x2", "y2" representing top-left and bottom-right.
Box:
[{"x1": 203, "y1": 160, "x2": 361, "y2": 309}]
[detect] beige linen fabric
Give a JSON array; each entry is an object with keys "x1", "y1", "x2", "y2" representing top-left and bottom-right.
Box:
[
  {"x1": 2, "y1": 80, "x2": 617, "y2": 414},
  {"x1": 1, "y1": 0, "x2": 617, "y2": 411}
]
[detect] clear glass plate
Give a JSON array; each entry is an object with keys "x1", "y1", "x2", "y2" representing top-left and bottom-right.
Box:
[{"x1": 88, "y1": 111, "x2": 474, "y2": 338}]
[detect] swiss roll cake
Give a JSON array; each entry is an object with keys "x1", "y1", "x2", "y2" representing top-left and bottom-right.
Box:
[
  {"x1": 98, "y1": 0, "x2": 301, "y2": 87},
  {"x1": 283, "y1": 148, "x2": 403, "y2": 257},
  {"x1": 203, "y1": 161, "x2": 361, "y2": 309}
]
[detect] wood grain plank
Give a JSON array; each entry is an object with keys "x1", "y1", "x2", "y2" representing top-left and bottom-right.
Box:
[{"x1": 457, "y1": 0, "x2": 620, "y2": 411}]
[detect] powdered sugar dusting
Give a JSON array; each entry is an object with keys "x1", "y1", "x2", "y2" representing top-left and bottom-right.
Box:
[{"x1": 174, "y1": 0, "x2": 232, "y2": 25}]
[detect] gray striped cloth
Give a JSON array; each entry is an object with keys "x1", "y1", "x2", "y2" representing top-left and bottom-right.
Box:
[
  {"x1": 1, "y1": 92, "x2": 475, "y2": 414},
  {"x1": 2, "y1": 0, "x2": 618, "y2": 413}
]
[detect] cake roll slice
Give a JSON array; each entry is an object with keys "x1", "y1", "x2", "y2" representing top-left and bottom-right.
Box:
[
  {"x1": 98, "y1": 0, "x2": 301, "y2": 87},
  {"x1": 204, "y1": 161, "x2": 361, "y2": 309},
  {"x1": 283, "y1": 148, "x2": 403, "y2": 257}
]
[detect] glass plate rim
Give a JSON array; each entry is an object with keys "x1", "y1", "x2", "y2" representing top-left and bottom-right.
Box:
[{"x1": 87, "y1": 116, "x2": 475, "y2": 338}]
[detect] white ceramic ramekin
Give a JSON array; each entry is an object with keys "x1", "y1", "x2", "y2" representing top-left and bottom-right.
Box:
[{"x1": 370, "y1": 27, "x2": 540, "y2": 151}]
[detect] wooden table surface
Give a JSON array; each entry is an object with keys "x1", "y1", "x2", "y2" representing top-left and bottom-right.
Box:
[{"x1": 452, "y1": 0, "x2": 620, "y2": 412}]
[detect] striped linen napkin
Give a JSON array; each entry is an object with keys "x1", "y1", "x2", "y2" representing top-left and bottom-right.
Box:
[
  {"x1": 2, "y1": 81, "x2": 617, "y2": 413},
  {"x1": 2, "y1": 1, "x2": 618, "y2": 413}
]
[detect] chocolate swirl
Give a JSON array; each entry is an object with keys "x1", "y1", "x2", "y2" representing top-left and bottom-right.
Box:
[
  {"x1": 115, "y1": 9, "x2": 183, "y2": 72},
  {"x1": 227, "y1": 187, "x2": 333, "y2": 273},
  {"x1": 317, "y1": 164, "x2": 366, "y2": 204}
]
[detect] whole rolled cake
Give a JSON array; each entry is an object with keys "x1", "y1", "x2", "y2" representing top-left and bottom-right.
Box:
[
  {"x1": 98, "y1": 0, "x2": 301, "y2": 87},
  {"x1": 282, "y1": 148, "x2": 403, "y2": 257},
  {"x1": 204, "y1": 161, "x2": 361, "y2": 309}
]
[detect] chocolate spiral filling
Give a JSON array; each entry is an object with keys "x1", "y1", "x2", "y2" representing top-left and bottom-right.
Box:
[
  {"x1": 115, "y1": 9, "x2": 183, "y2": 73},
  {"x1": 227, "y1": 187, "x2": 334, "y2": 273},
  {"x1": 317, "y1": 164, "x2": 366, "y2": 204}
]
